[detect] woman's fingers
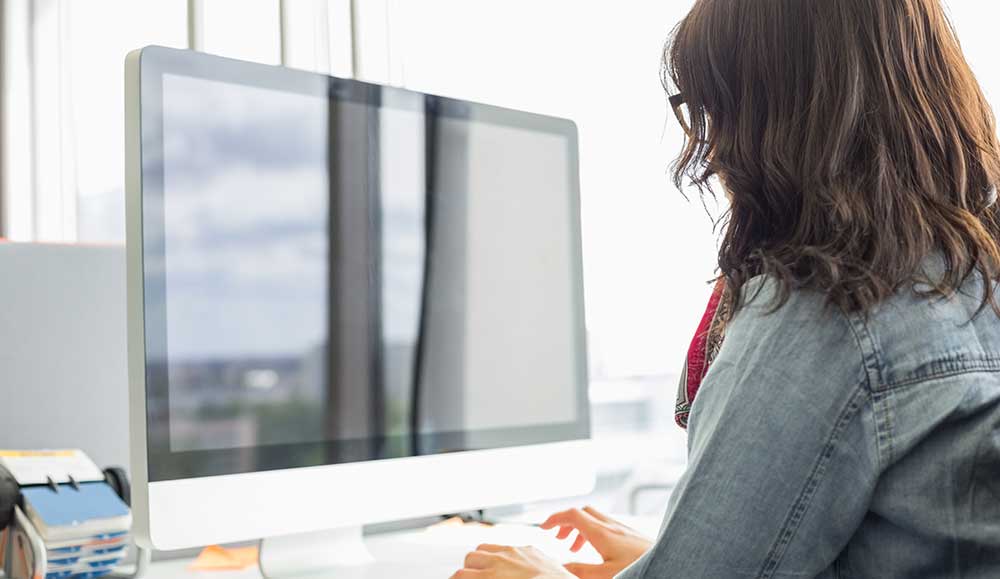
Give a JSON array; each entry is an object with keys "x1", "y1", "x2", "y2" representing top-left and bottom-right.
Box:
[
  {"x1": 581, "y1": 506, "x2": 615, "y2": 524},
  {"x1": 462, "y1": 544, "x2": 510, "y2": 571},
  {"x1": 464, "y1": 550, "x2": 498, "y2": 569},
  {"x1": 541, "y1": 508, "x2": 604, "y2": 534},
  {"x1": 539, "y1": 513, "x2": 561, "y2": 530},
  {"x1": 541, "y1": 508, "x2": 610, "y2": 554},
  {"x1": 541, "y1": 509, "x2": 579, "y2": 530},
  {"x1": 456, "y1": 544, "x2": 572, "y2": 579},
  {"x1": 564, "y1": 562, "x2": 608, "y2": 579}
]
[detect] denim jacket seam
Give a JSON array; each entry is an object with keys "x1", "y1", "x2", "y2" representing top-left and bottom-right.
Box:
[
  {"x1": 881, "y1": 358, "x2": 1000, "y2": 390},
  {"x1": 840, "y1": 309, "x2": 884, "y2": 390},
  {"x1": 841, "y1": 309, "x2": 890, "y2": 468},
  {"x1": 871, "y1": 388, "x2": 894, "y2": 466},
  {"x1": 757, "y1": 380, "x2": 869, "y2": 578}
]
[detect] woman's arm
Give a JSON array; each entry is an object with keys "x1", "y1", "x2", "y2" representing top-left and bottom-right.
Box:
[{"x1": 619, "y1": 279, "x2": 881, "y2": 578}]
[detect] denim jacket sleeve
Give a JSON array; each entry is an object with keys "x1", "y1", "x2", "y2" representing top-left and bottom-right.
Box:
[{"x1": 618, "y1": 278, "x2": 880, "y2": 578}]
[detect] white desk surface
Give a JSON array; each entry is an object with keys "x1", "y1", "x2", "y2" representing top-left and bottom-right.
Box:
[{"x1": 144, "y1": 515, "x2": 662, "y2": 579}]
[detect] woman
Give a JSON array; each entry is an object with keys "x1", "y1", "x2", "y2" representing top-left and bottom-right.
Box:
[{"x1": 453, "y1": 0, "x2": 1000, "y2": 577}]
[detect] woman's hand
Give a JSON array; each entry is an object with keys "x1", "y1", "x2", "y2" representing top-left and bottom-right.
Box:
[
  {"x1": 451, "y1": 544, "x2": 575, "y2": 579},
  {"x1": 541, "y1": 506, "x2": 652, "y2": 579}
]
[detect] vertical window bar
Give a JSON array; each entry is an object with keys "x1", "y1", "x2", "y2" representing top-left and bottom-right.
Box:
[
  {"x1": 313, "y1": 0, "x2": 331, "y2": 74},
  {"x1": 279, "y1": 0, "x2": 335, "y2": 74},
  {"x1": 348, "y1": 0, "x2": 390, "y2": 84},
  {"x1": 31, "y1": 0, "x2": 78, "y2": 241},
  {"x1": 187, "y1": 0, "x2": 205, "y2": 51},
  {"x1": 347, "y1": 0, "x2": 360, "y2": 78},
  {"x1": 327, "y1": 0, "x2": 355, "y2": 78},
  {"x1": 1, "y1": 0, "x2": 36, "y2": 240},
  {"x1": 278, "y1": 0, "x2": 289, "y2": 66}
]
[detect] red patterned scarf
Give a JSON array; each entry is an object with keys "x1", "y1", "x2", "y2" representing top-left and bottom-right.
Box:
[{"x1": 675, "y1": 279, "x2": 730, "y2": 429}]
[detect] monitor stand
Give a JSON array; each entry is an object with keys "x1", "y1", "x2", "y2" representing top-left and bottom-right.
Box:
[{"x1": 258, "y1": 525, "x2": 375, "y2": 578}]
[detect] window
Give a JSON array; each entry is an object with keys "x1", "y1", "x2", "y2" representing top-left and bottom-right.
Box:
[
  {"x1": 72, "y1": 0, "x2": 286, "y2": 242},
  {"x1": 195, "y1": 0, "x2": 281, "y2": 65},
  {"x1": 0, "y1": 2, "x2": 719, "y2": 511},
  {"x1": 7, "y1": 0, "x2": 335, "y2": 243},
  {"x1": 6, "y1": 0, "x2": 1000, "y2": 514},
  {"x1": 943, "y1": 2, "x2": 1000, "y2": 100},
  {"x1": 69, "y1": 1, "x2": 187, "y2": 241}
]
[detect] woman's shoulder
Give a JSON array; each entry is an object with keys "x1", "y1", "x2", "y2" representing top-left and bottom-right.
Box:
[
  {"x1": 730, "y1": 272, "x2": 1000, "y2": 391},
  {"x1": 730, "y1": 275, "x2": 848, "y2": 336},
  {"x1": 719, "y1": 275, "x2": 864, "y2": 380},
  {"x1": 862, "y1": 273, "x2": 1000, "y2": 389}
]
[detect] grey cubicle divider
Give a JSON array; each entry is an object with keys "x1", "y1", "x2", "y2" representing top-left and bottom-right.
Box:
[{"x1": 0, "y1": 242, "x2": 130, "y2": 473}]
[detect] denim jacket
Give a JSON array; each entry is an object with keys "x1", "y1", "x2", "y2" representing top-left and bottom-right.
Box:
[{"x1": 618, "y1": 270, "x2": 1000, "y2": 578}]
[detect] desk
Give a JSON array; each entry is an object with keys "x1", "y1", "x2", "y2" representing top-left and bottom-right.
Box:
[{"x1": 143, "y1": 515, "x2": 662, "y2": 579}]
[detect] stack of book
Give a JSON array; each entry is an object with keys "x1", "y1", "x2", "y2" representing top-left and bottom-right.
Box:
[{"x1": 0, "y1": 451, "x2": 132, "y2": 579}]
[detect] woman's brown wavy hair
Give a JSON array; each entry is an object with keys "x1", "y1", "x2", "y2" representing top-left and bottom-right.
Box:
[{"x1": 664, "y1": 0, "x2": 1000, "y2": 318}]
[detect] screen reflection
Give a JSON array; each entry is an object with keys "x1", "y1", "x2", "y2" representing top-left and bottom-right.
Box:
[{"x1": 154, "y1": 73, "x2": 583, "y2": 476}]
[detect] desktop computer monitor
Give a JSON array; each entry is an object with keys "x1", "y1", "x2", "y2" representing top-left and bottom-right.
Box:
[{"x1": 125, "y1": 46, "x2": 593, "y2": 572}]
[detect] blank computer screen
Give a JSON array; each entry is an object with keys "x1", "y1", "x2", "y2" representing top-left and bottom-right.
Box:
[{"x1": 141, "y1": 58, "x2": 587, "y2": 480}]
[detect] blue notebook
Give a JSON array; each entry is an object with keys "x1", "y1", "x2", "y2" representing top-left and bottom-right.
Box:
[{"x1": 20, "y1": 482, "x2": 131, "y2": 542}]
